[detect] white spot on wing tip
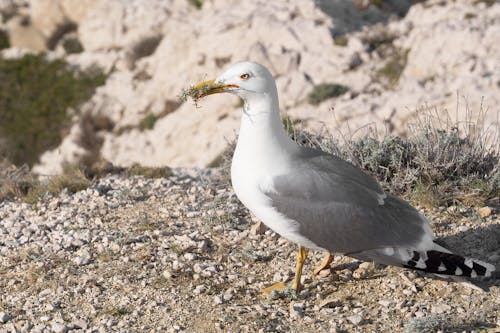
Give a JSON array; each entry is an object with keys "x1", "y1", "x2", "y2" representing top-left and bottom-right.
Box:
[
  {"x1": 455, "y1": 267, "x2": 463, "y2": 275},
  {"x1": 415, "y1": 258, "x2": 426, "y2": 269},
  {"x1": 377, "y1": 193, "x2": 386, "y2": 205},
  {"x1": 382, "y1": 247, "x2": 394, "y2": 256},
  {"x1": 438, "y1": 263, "x2": 446, "y2": 272}
]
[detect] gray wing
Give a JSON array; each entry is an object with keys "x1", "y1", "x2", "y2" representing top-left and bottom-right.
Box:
[{"x1": 265, "y1": 147, "x2": 428, "y2": 254}]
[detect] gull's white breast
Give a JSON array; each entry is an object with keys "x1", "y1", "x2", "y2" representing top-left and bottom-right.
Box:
[{"x1": 231, "y1": 143, "x2": 325, "y2": 250}]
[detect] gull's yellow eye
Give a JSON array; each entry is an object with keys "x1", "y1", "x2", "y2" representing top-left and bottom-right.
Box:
[{"x1": 240, "y1": 73, "x2": 250, "y2": 80}]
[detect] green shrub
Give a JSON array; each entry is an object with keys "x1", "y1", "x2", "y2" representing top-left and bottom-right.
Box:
[
  {"x1": 376, "y1": 48, "x2": 409, "y2": 87},
  {"x1": 62, "y1": 37, "x2": 84, "y2": 54},
  {"x1": 300, "y1": 114, "x2": 498, "y2": 207},
  {"x1": 0, "y1": 30, "x2": 9, "y2": 50},
  {"x1": 0, "y1": 54, "x2": 106, "y2": 166},
  {"x1": 307, "y1": 83, "x2": 349, "y2": 105},
  {"x1": 333, "y1": 36, "x2": 348, "y2": 47},
  {"x1": 188, "y1": 0, "x2": 203, "y2": 9},
  {"x1": 128, "y1": 164, "x2": 173, "y2": 179},
  {"x1": 138, "y1": 113, "x2": 158, "y2": 131}
]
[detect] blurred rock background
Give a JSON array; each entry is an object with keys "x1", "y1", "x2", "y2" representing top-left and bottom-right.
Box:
[{"x1": 0, "y1": 0, "x2": 498, "y2": 175}]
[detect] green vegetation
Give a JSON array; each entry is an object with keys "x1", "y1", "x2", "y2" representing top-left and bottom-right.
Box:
[
  {"x1": 464, "y1": 12, "x2": 477, "y2": 19},
  {"x1": 0, "y1": 30, "x2": 9, "y2": 50},
  {"x1": 307, "y1": 83, "x2": 349, "y2": 105},
  {"x1": 308, "y1": 111, "x2": 498, "y2": 207},
  {"x1": 333, "y1": 36, "x2": 348, "y2": 47},
  {"x1": 100, "y1": 306, "x2": 132, "y2": 317},
  {"x1": 188, "y1": 0, "x2": 203, "y2": 9},
  {"x1": 375, "y1": 48, "x2": 409, "y2": 87},
  {"x1": 62, "y1": 37, "x2": 84, "y2": 54},
  {"x1": 128, "y1": 164, "x2": 173, "y2": 179},
  {"x1": 138, "y1": 113, "x2": 158, "y2": 131},
  {"x1": 0, "y1": 54, "x2": 106, "y2": 166}
]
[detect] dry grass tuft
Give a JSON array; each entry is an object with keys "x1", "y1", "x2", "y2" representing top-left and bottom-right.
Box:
[
  {"x1": 404, "y1": 313, "x2": 496, "y2": 333},
  {"x1": 0, "y1": 160, "x2": 93, "y2": 204},
  {"x1": 0, "y1": 159, "x2": 38, "y2": 201}
]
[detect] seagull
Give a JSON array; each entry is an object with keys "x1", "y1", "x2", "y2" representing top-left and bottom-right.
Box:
[{"x1": 190, "y1": 61, "x2": 495, "y2": 293}]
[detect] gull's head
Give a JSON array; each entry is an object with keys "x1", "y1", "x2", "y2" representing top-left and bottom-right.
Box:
[{"x1": 192, "y1": 61, "x2": 276, "y2": 102}]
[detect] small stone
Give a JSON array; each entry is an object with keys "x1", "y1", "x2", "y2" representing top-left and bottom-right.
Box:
[
  {"x1": 272, "y1": 272, "x2": 283, "y2": 283},
  {"x1": 223, "y1": 289, "x2": 234, "y2": 301},
  {"x1": 51, "y1": 322, "x2": 68, "y2": 333},
  {"x1": 414, "y1": 311, "x2": 425, "y2": 318},
  {"x1": 250, "y1": 221, "x2": 267, "y2": 235},
  {"x1": 73, "y1": 249, "x2": 92, "y2": 265},
  {"x1": 172, "y1": 260, "x2": 185, "y2": 271},
  {"x1": 347, "y1": 314, "x2": 363, "y2": 325},
  {"x1": 213, "y1": 296, "x2": 223, "y2": 305},
  {"x1": 0, "y1": 312, "x2": 11, "y2": 323},
  {"x1": 71, "y1": 319, "x2": 88, "y2": 330},
  {"x1": 193, "y1": 285, "x2": 206, "y2": 295},
  {"x1": 402, "y1": 289, "x2": 413, "y2": 296},
  {"x1": 289, "y1": 302, "x2": 305, "y2": 318},
  {"x1": 186, "y1": 211, "x2": 201, "y2": 218},
  {"x1": 193, "y1": 263, "x2": 205, "y2": 274},
  {"x1": 197, "y1": 239, "x2": 210, "y2": 252},
  {"x1": 162, "y1": 270, "x2": 173, "y2": 279},
  {"x1": 431, "y1": 303, "x2": 451, "y2": 314},
  {"x1": 353, "y1": 262, "x2": 372, "y2": 279},
  {"x1": 378, "y1": 299, "x2": 392, "y2": 307},
  {"x1": 477, "y1": 206, "x2": 492, "y2": 218},
  {"x1": 317, "y1": 269, "x2": 331, "y2": 278},
  {"x1": 318, "y1": 297, "x2": 341, "y2": 309},
  {"x1": 183, "y1": 253, "x2": 196, "y2": 261},
  {"x1": 488, "y1": 253, "x2": 500, "y2": 261},
  {"x1": 72, "y1": 256, "x2": 91, "y2": 266}
]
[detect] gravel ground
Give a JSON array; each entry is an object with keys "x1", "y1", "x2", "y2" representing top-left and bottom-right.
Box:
[{"x1": 0, "y1": 168, "x2": 498, "y2": 333}]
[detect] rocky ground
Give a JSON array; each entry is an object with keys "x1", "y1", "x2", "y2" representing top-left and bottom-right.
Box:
[{"x1": 0, "y1": 168, "x2": 498, "y2": 333}]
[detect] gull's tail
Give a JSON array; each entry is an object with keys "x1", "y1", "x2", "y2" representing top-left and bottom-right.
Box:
[
  {"x1": 401, "y1": 249, "x2": 495, "y2": 277},
  {"x1": 352, "y1": 243, "x2": 495, "y2": 278}
]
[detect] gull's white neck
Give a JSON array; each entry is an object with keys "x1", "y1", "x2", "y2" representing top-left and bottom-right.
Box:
[{"x1": 233, "y1": 90, "x2": 296, "y2": 171}]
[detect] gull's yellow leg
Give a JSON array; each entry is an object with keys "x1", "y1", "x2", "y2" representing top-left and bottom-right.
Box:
[
  {"x1": 261, "y1": 246, "x2": 308, "y2": 295},
  {"x1": 291, "y1": 246, "x2": 307, "y2": 291},
  {"x1": 313, "y1": 252, "x2": 334, "y2": 275}
]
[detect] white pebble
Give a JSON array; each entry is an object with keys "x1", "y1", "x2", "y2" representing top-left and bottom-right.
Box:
[
  {"x1": 51, "y1": 322, "x2": 68, "y2": 333},
  {"x1": 347, "y1": 314, "x2": 363, "y2": 325},
  {"x1": 0, "y1": 312, "x2": 10, "y2": 323}
]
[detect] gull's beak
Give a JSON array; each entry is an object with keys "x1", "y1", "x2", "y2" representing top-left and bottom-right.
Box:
[{"x1": 192, "y1": 79, "x2": 239, "y2": 99}]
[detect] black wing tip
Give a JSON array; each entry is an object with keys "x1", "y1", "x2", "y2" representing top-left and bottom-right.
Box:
[{"x1": 403, "y1": 250, "x2": 495, "y2": 278}]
